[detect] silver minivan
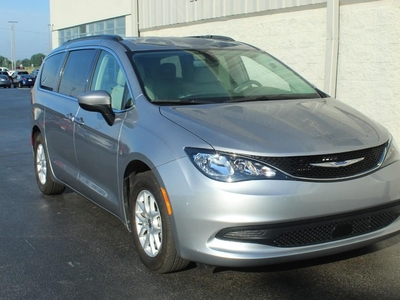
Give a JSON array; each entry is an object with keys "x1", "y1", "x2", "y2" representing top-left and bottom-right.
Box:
[{"x1": 31, "y1": 35, "x2": 400, "y2": 273}]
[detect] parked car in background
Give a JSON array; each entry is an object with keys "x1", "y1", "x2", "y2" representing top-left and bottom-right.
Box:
[
  {"x1": 0, "y1": 67, "x2": 9, "y2": 72},
  {"x1": 30, "y1": 69, "x2": 40, "y2": 78},
  {"x1": 9, "y1": 70, "x2": 29, "y2": 80},
  {"x1": 16, "y1": 74, "x2": 35, "y2": 88},
  {"x1": 0, "y1": 75, "x2": 11, "y2": 88},
  {"x1": 31, "y1": 35, "x2": 400, "y2": 273},
  {"x1": 0, "y1": 71, "x2": 13, "y2": 82}
]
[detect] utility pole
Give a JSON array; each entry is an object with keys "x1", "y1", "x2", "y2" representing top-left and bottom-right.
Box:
[
  {"x1": 48, "y1": 24, "x2": 54, "y2": 54},
  {"x1": 8, "y1": 21, "x2": 18, "y2": 70}
]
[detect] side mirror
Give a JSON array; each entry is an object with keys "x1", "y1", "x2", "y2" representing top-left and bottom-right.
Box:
[{"x1": 77, "y1": 90, "x2": 115, "y2": 126}]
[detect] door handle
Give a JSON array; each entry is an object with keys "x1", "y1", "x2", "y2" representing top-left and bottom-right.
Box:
[
  {"x1": 73, "y1": 117, "x2": 85, "y2": 125},
  {"x1": 65, "y1": 113, "x2": 74, "y2": 121}
]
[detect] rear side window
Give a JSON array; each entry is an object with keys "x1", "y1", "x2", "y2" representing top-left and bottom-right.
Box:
[
  {"x1": 40, "y1": 52, "x2": 66, "y2": 91},
  {"x1": 59, "y1": 49, "x2": 97, "y2": 97}
]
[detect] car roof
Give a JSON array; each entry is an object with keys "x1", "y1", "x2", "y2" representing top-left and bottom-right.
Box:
[
  {"x1": 58, "y1": 34, "x2": 259, "y2": 53},
  {"x1": 123, "y1": 36, "x2": 258, "y2": 51}
]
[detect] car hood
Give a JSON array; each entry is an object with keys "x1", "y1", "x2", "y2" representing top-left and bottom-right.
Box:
[{"x1": 159, "y1": 98, "x2": 389, "y2": 156}]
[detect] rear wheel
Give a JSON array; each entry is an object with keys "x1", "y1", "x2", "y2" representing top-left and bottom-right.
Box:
[
  {"x1": 130, "y1": 171, "x2": 189, "y2": 273},
  {"x1": 33, "y1": 133, "x2": 66, "y2": 195}
]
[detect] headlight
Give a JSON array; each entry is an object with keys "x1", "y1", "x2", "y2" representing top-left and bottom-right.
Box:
[
  {"x1": 381, "y1": 137, "x2": 400, "y2": 168},
  {"x1": 185, "y1": 148, "x2": 288, "y2": 182}
]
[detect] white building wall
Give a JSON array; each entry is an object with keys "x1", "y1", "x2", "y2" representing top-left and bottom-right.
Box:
[
  {"x1": 50, "y1": 0, "x2": 132, "y2": 28},
  {"x1": 139, "y1": 0, "x2": 326, "y2": 29},
  {"x1": 336, "y1": 0, "x2": 400, "y2": 141}
]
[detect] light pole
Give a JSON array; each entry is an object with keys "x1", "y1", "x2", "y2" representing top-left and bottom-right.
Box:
[
  {"x1": 48, "y1": 24, "x2": 54, "y2": 54},
  {"x1": 8, "y1": 21, "x2": 18, "y2": 70}
]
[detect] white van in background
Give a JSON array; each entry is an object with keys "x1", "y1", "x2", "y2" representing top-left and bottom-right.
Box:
[{"x1": 0, "y1": 67, "x2": 9, "y2": 72}]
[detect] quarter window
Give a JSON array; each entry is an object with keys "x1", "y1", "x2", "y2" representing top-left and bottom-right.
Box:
[{"x1": 40, "y1": 52, "x2": 66, "y2": 91}]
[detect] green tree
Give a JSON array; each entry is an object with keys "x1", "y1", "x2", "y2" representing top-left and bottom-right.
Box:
[
  {"x1": 16, "y1": 60, "x2": 23, "y2": 68},
  {"x1": 0, "y1": 56, "x2": 11, "y2": 68},
  {"x1": 21, "y1": 59, "x2": 30, "y2": 68},
  {"x1": 30, "y1": 53, "x2": 46, "y2": 67}
]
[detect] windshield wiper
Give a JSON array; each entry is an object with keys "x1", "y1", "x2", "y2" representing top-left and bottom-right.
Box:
[
  {"x1": 226, "y1": 94, "x2": 321, "y2": 103},
  {"x1": 225, "y1": 96, "x2": 276, "y2": 103},
  {"x1": 152, "y1": 99, "x2": 218, "y2": 105}
]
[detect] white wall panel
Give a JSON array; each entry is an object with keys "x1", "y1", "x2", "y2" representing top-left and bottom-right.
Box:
[
  {"x1": 138, "y1": 0, "x2": 326, "y2": 29},
  {"x1": 50, "y1": 0, "x2": 131, "y2": 30}
]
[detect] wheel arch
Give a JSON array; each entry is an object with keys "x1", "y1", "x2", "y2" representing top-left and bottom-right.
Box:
[
  {"x1": 31, "y1": 125, "x2": 41, "y2": 146},
  {"x1": 31, "y1": 126, "x2": 60, "y2": 185},
  {"x1": 122, "y1": 159, "x2": 151, "y2": 231},
  {"x1": 124, "y1": 167, "x2": 190, "y2": 272}
]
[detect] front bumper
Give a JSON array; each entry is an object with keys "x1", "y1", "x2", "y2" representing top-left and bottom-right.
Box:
[{"x1": 157, "y1": 159, "x2": 400, "y2": 267}]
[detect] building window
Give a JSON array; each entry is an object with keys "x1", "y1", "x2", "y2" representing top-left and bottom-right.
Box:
[
  {"x1": 58, "y1": 16, "x2": 126, "y2": 44},
  {"x1": 79, "y1": 25, "x2": 86, "y2": 37}
]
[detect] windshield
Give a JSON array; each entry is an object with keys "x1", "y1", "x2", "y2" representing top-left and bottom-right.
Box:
[{"x1": 132, "y1": 49, "x2": 321, "y2": 104}]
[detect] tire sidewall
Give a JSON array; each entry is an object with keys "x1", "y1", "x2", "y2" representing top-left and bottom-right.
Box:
[
  {"x1": 33, "y1": 133, "x2": 65, "y2": 195},
  {"x1": 34, "y1": 133, "x2": 48, "y2": 193}
]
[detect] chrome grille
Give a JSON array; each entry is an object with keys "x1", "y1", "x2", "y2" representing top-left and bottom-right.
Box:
[{"x1": 253, "y1": 142, "x2": 388, "y2": 180}]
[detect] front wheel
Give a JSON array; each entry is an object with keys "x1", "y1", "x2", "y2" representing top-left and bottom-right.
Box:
[
  {"x1": 130, "y1": 171, "x2": 189, "y2": 273},
  {"x1": 33, "y1": 133, "x2": 66, "y2": 195}
]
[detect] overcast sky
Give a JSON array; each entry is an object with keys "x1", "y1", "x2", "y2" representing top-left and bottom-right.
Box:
[{"x1": 0, "y1": 0, "x2": 51, "y2": 61}]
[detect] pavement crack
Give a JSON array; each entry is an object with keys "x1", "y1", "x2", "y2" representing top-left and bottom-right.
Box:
[{"x1": 24, "y1": 239, "x2": 36, "y2": 250}]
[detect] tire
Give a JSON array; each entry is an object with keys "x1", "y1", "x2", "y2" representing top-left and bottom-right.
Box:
[
  {"x1": 130, "y1": 171, "x2": 189, "y2": 273},
  {"x1": 33, "y1": 133, "x2": 66, "y2": 195}
]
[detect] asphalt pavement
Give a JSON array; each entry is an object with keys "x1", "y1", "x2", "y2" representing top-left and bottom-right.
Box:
[{"x1": 1, "y1": 87, "x2": 400, "y2": 300}]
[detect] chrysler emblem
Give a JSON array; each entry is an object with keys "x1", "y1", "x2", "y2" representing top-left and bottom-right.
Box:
[{"x1": 310, "y1": 157, "x2": 365, "y2": 168}]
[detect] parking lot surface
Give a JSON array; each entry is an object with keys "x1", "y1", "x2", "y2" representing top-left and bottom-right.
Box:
[{"x1": 1, "y1": 88, "x2": 400, "y2": 300}]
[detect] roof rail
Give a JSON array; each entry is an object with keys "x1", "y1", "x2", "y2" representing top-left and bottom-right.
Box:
[
  {"x1": 187, "y1": 35, "x2": 235, "y2": 41},
  {"x1": 62, "y1": 34, "x2": 123, "y2": 45}
]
